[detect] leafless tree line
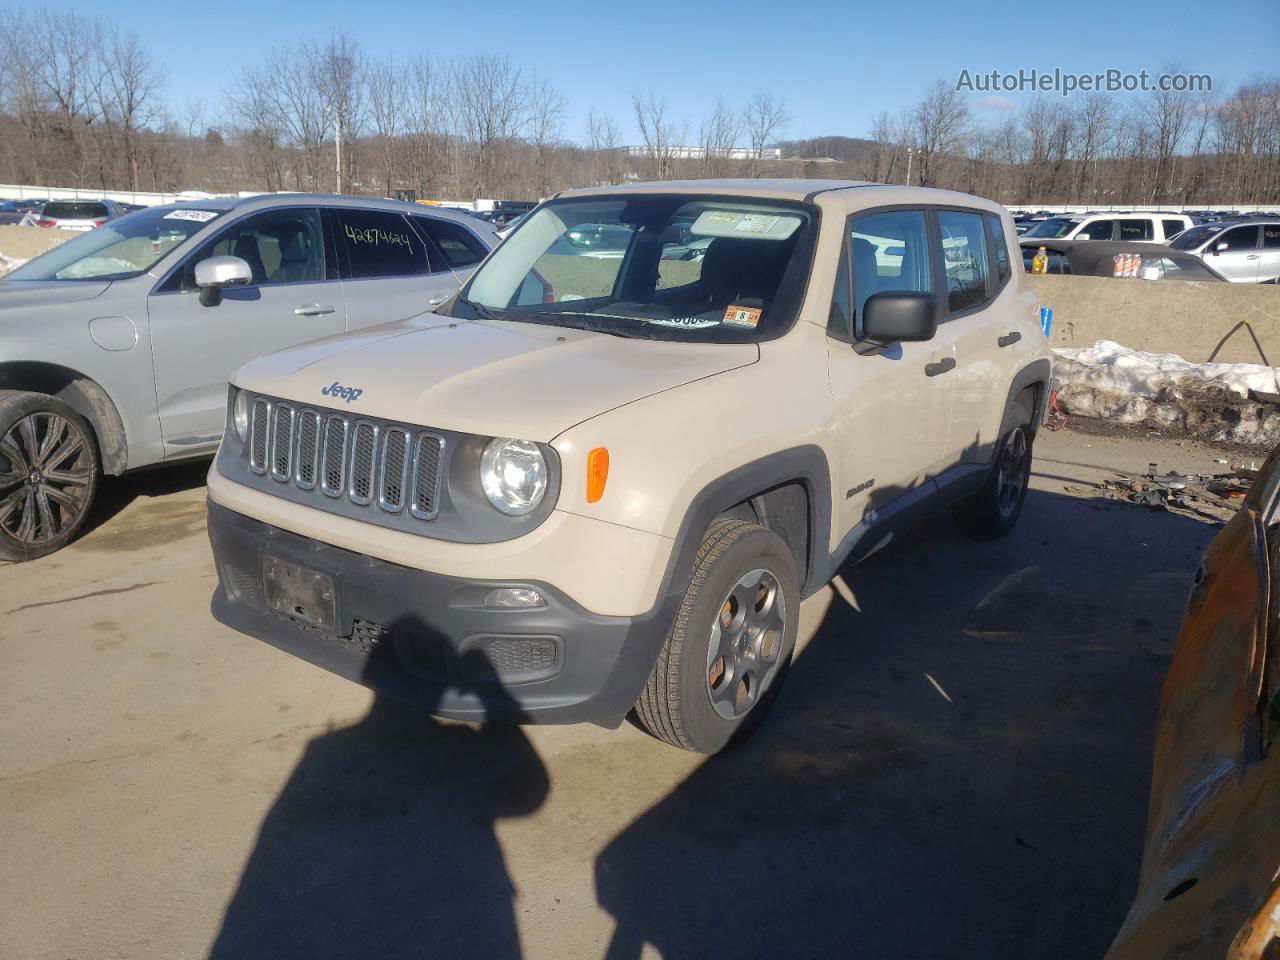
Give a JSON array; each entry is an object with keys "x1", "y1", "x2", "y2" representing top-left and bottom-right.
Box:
[
  {"x1": 864, "y1": 76, "x2": 1280, "y2": 204},
  {"x1": 1, "y1": 11, "x2": 1277, "y2": 205}
]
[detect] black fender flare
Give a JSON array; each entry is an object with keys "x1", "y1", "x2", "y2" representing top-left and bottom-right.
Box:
[
  {"x1": 1001, "y1": 357, "x2": 1053, "y2": 440},
  {"x1": 653, "y1": 445, "x2": 833, "y2": 607}
]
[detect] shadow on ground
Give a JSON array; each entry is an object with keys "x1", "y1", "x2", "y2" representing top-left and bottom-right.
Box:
[
  {"x1": 80, "y1": 458, "x2": 211, "y2": 539},
  {"x1": 207, "y1": 643, "x2": 549, "y2": 960},
  {"x1": 595, "y1": 489, "x2": 1216, "y2": 960},
  {"x1": 205, "y1": 486, "x2": 1216, "y2": 960}
]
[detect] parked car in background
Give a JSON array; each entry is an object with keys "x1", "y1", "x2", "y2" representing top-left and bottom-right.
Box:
[
  {"x1": 1020, "y1": 238, "x2": 1227, "y2": 281},
  {"x1": 1022, "y1": 212, "x2": 1194, "y2": 244},
  {"x1": 1169, "y1": 220, "x2": 1280, "y2": 283},
  {"x1": 0, "y1": 199, "x2": 20, "y2": 226},
  {"x1": 1103, "y1": 444, "x2": 1280, "y2": 960},
  {"x1": 205, "y1": 179, "x2": 1051, "y2": 753},
  {"x1": 0, "y1": 193, "x2": 497, "y2": 560},
  {"x1": 33, "y1": 199, "x2": 127, "y2": 231}
]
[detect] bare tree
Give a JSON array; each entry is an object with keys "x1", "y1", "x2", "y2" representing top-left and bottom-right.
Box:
[
  {"x1": 586, "y1": 106, "x2": 623, "y2": 185},
  {"x1": 100, "y1": 27, "x2": 166, "y2": 190},
  {"x1": 631, "y1": 91, "x2": 684, "y2": 180},
  {"x1": 527, "y1": 76, "x2": 566, "y2": 197},
  {"x1": 744, "y1": 92, "x2": 789, "y2": 177},
  {"x1": 367, "y1": 58, "x2": 405, "y2": 196},
  {"x1": 912, "y1": 81, "x2": 968, "y2": 186},
  {"x1": 697, "y1": 96, "x2": 741, "y2": 177},
  {"x1": 451, "y1": 55, "x2": 528, "y2": 197}
]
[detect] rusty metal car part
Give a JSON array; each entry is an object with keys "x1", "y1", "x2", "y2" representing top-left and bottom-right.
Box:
[{"x1": 1104, "y1": 447, "x2": 1280, "y2": 960}]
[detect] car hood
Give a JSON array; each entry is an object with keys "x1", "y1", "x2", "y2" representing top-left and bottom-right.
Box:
[
  {"x1": 0, "y1": 280, "x2": 112, "y2": 309},
  {"x1": 233, "y1": 313, "x2": 759, "y2": 441}
]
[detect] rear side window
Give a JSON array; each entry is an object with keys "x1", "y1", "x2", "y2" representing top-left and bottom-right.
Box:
[
  {"x1": 1119, "y1": 219, "x2": 1153, "y2": 241},
  {"x1": 1162, "y1": 219, "x2": 1187, "y2": 240},
  {"x1": 937, "y1": 210, "x2": 990, "y2": 312},
  {"x1": 335, "y1": 209, "x2": 431, "y2": 279},
  {"x1": 413, "y1": 216, "x2": 488, "y2": 269},
  {"x1": 1076, "y1": 219, "x2": 1115, "y2": 240},
  {"x1": 848, "y1": 209, "x2": 933, "y2": 337},
  {"x1": 1264, "y1": 225, "x2": 1280, "y2": 249},
  {"x1": 44, "y1": 201, "x2": 108, "y2": 219},
  {"x1": 984, "y1": 214, "x2": 1011, "y2": 285}
]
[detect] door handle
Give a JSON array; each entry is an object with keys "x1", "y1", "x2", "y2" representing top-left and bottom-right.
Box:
[
  {"x1": 1247, "y1": 255, "x2": 1260, "y2": 260},
  {"x1": 294, "y1": 304, "x2": 335, "y2": 317},
  {"x1": 998, "y1": 331, "x2": 1022, "y2": 347},
  {"x1": 925, "y1": 357, "x2": 956, "y2": 377}
]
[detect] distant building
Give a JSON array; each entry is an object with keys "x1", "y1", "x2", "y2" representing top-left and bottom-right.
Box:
[{"x1": 625, "y1": 145, "x2": 783, "y2": 161}]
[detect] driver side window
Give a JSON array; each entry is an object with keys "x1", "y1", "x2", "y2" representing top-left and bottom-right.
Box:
[{"x1": 178, "y1": 208, "x2": 327, "y2": 290}]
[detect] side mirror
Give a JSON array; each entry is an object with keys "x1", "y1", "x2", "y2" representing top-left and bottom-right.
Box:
[
  {"x1": 1212, "y1": 242, "x2": 1226, "y2": 254},
  {"x1": 857, "y1": 290, "x2": 940, "y2": 352},
  {"x1": 194, "y1": 255, "x2": 252, "y2": 306}
]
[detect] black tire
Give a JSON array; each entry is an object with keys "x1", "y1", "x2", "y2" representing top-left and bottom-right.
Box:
[
  {"x1": 635, "y1": 518, "x2": 800, "y2": 753},
  {"x1": 952, "y1": 391, "x2": 1035, "y2": 540},
  {"x1": 0, "y1": 390, "x2": 100, "y2": 561}
]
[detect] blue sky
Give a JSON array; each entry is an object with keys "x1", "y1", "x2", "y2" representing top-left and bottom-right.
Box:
[{"x1": 71, "y1": 0, "x2": 1279, "y2": 144}]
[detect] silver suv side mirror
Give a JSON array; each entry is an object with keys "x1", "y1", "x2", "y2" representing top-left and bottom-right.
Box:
[{"x1": 194, "y1": 255, "x2": 253, "y2": 307}]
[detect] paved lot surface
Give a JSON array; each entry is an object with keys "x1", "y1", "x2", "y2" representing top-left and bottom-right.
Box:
[{"x1": 0, "y1": 427, "x2": 1233, "y2": 960}]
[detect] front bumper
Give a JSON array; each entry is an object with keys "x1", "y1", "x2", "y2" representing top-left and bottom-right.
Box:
[{"x1": 207, "y1": 501, "x2": 679, "y2": 725}]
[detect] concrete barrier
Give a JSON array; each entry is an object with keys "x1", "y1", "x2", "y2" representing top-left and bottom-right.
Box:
[{"x1": 1028, "y1": 273, "x2": 1280, "y2": 365}]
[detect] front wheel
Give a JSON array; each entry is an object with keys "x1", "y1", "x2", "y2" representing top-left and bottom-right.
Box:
[
  {"x1": 0, "y1": 391, "x2": 99, "y2": 561},
  {"x1": 634, "y1": 518, "x2": 800, "y2": 753}
]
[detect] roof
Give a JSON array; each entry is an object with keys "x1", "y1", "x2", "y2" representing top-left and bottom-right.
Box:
[
  {"x1": 156, "y1": 192, "x2": 493, "y2": 232},
  {"x1": 557, "y1": 178, "x2": 1009, "y2": 215}
]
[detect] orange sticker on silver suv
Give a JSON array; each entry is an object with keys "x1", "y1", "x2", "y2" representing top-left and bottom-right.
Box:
[{"x1": 724, "y1": 305, "x2": 762, "y2": 327}]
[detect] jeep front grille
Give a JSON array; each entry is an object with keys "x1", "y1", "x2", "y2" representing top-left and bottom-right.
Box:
[{"x1": 248, "y1": 398, "x2": 444, "y2": 521}]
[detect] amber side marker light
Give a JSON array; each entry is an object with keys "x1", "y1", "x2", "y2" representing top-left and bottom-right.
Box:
[{"x1": 586, "y1": 447, "x2": 610, "y2": 503}]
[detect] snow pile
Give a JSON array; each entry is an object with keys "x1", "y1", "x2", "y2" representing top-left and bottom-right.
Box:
[
  {"x1": 0, "y1": 252, "x2": 28, "y2": 276},
  {"x1": 1054, "y1": 339, "x2": 1280, "y2": 449}
]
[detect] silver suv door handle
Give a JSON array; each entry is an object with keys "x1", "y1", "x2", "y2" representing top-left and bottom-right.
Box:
[
  {"x1": 1247, "y1": 254, "x2": 1260, "y2": 260},
  {"x1": 998, "y1": 331, "x2": 1022, "y2": 347},
  {"x1": 925, "y1": 357, "x2": 956, "y2": 377},
  {"x1": 294, "y1": 304, "x2": 335, "y2": 317}
]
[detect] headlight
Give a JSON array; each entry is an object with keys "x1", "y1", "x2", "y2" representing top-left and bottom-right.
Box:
[
  {"x1": 232, "y1": 388, "x2": 250, "y2": 443},
  {"x1": 480, "y1": 438, "x2": 547, "y2": 516}
]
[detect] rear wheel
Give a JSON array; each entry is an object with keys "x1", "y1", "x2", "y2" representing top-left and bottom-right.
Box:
[
  {"x1": 0, "y1": 391, "x2": 99, "y2": 561},
  {"x1": 635, "y1": 518, "x2": 799, "y2": 753},
  {"x1": 952, "y1": 392, "x2": 1034, "y2": 540}
]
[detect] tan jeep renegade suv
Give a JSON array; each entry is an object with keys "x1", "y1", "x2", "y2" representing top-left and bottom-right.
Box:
[{"x1": 207, "y1": 179, "x2": 1052, "y2": 753}]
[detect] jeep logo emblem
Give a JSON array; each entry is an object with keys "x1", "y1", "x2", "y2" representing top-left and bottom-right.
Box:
[{"x1": 321, "y1": 381, "x2": 363, "y2": 403}]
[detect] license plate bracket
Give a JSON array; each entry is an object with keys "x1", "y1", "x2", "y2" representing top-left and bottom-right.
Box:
[{"x1": 262, "y1": 553, "x2": 337, "y2": 632}]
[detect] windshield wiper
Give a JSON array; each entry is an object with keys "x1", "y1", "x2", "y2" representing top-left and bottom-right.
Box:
[{"x1": 455, "y1": 295, "x2": 506, "y2": 324}]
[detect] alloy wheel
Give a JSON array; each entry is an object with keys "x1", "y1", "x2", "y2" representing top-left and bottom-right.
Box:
[
  {"x1": 995, "y1": 426, "x2": 1029, "y2": 520},
  {"x1": 706, "y1": 568, "x2": 787, "y2": 720},
  {"x1": 0, "y1": 412, "x2": 93, "y2": 545}
]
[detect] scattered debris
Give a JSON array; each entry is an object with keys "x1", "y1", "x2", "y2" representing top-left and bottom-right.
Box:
[{"x1": 1065, "y1": 462, "x2": 1255, "y2": 524}]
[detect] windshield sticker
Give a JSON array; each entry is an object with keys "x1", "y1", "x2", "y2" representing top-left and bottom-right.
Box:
[
  {"x1": 343, "y1": 223, "x2": 413, "y2": 251},
  {"x1": 723, "y1": 305, "x2": 762, "y2": 327},
  {"x1": 164, "y1": 209, "x2": 219, "y2": 222}
]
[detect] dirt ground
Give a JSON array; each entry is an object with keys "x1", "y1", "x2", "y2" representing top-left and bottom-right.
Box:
[
  {"x1": 0, "y1": 425, "x2": 1233, "y2": 960},
  {"x1": 0, "y1": 224, "x2": 70, "y2": 270}
]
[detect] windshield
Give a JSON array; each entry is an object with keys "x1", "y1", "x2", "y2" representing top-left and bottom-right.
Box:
[
  {"x1": 6, "y1": 206, "x2": 227, "y2": 281},
  {"x1": 457, "y1": 195, "x2": 815, "y2": 342},
  {"x1": 1168, "y1": 223, "x2": 1225, "y2": 251},
  {"x1": 1023, "y1": 217, "x2": 1081, "y2": 239}
]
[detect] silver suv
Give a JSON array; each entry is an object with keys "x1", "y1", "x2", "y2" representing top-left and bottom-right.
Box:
[
  {"x1": 1169, "y1": 220, "x2": 1280, "y2": 283},
  {"x1": 0, "y1": 194, "x2": 496, "y2": 560}
]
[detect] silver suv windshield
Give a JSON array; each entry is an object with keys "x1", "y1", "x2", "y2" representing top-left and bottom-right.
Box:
[
  {"x1": 1168, "y1": 223, "x2": 1225, "y2": 251},
  {"x1": 6, "y1": 206, "x2": 226, "y2": 281},
  {"x1": 457, "y1": 194, "x2": 815, "y2": 342}
]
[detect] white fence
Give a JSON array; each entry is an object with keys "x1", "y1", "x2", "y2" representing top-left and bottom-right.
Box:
[{"x1": 0, "y1": 184, "x2": 245, "y2": 206}]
